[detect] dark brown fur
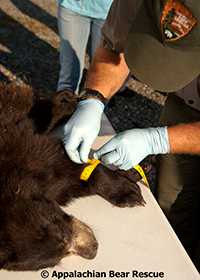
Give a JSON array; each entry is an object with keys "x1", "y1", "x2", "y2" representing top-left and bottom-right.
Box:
[{"x1": 0, "y1": 83, "x2": 145, "y2": 271}]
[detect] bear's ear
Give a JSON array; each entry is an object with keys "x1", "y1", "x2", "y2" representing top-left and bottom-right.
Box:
[
  {"x1": 46, "y1": 90, "x2": 78, "y2": 133},
  {"x1": 29, "y1": 90, "x2": 78, "y2": 134}
]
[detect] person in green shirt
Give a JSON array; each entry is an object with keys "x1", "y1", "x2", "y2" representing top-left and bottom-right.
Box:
[{"x1": 62, "y1": 0, "x2": 200, "y2": 269}]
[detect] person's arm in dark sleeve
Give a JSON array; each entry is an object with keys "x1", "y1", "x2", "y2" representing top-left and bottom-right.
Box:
[{"x1": 85, "y1": 0, "x2": 137, "y2": 99}]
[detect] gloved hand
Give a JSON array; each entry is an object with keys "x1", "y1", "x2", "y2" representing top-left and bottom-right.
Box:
[
  {"x1": 63, "y1": 99, "x2": 104, "y2": 164},
  {"x1": 94, "y1": 127, "x2": 170, "y2": 170}
]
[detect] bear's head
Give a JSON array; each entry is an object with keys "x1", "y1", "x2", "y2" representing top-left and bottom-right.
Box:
[{"x1": 0, "y1": 197, "x2": 97, "y2": 271}]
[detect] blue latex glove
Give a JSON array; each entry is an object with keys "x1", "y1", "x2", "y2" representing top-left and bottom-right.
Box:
[
  {"x1": 63, "y1": 99, "x2": 104, "y2": 164},
  {"x1": 94, "y1": 127, "x2": 170, "y2": 170}
]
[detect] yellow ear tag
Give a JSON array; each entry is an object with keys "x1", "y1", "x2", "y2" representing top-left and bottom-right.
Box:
[
  {"x1": 134, "y1": 164, "x2": 150, "y2": 188},
  {"x1": 80, "y1": 159, "x2": 101, "y2": 181}
]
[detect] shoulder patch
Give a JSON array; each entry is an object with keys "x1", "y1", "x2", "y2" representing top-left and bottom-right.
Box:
[{"x1": 161, "y1": 0, "x2": 197, "y2": 41}]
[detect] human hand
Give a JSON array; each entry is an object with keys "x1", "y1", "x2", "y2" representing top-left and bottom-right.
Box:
[
  {"x1": 63, "y1": 99, "x2": 104, "y2": 163},
  {"x1": 94, "y1": 127, "x2": 170, "y2": 170}
]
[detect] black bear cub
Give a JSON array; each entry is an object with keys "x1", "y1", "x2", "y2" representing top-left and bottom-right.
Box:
[{"x1": 0, "y1": 84, "x2": 145, "y2": 271}]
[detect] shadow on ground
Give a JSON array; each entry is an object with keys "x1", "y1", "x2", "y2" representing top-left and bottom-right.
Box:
[{"x1": 0, "y1": 0, "x2": 59, "y2": 93}]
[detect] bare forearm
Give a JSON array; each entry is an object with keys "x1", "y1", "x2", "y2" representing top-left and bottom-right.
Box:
[
  {"x1": 85, "y1": 47, "x2": 130, "y2": 99},
  {"x1": 168, "y1": 122, "x2": 200, "y2": 154}
]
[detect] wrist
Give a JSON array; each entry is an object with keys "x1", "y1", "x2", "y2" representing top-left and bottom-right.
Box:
[
  {"x1": 147, "y1": 127, "x2": 170, "y2": 155},
  {"x1": 79, "y1": 88, "x2": 108, "y2": 106}
]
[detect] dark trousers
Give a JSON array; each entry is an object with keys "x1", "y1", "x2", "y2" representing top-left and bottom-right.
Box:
[{"x1": 157, "y1": 94, "x2": 200, "y2": 271}]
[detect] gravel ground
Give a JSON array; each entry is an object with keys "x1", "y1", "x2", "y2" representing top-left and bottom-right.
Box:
[
  {"x1": 0, "y1": 0, "x2": 167, "y2": 191},
  {"x1": 0, "y1": 0, "x2": 59, "y2": 93}
]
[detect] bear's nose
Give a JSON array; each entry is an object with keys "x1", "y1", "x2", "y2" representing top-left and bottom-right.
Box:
[{"x1": 69, "y1": 217, "x2": 98, "y2": 259}]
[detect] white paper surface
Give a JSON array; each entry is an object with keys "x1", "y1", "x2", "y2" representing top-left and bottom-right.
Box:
[{"x1": 1, "y1": 185, "x2": 199, "y2": 279}]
